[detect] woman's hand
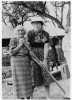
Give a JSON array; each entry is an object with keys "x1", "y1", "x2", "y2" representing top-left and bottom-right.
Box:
[
  {"x1": 41, "y1": 37, "x2": 47, "y2": 43},
  {"x1": 10, "y1": 38, "x2": 25, "y2": 55},
  {"x1": 19, "y1": 38, "x2": 25, "y2": 46}
]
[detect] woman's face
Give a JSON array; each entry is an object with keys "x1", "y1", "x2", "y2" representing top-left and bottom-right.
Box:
[{"x1": 18, "y1": 29, "x2": 25, "y2": 38}]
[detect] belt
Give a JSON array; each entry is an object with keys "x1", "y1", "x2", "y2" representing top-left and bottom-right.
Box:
[{"x1": 12, "y1": 54, "x2": 29, "y2": 57}]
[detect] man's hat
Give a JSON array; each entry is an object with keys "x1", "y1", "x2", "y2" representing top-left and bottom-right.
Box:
[{"x1": 31, "y1": 16, "x2": 44, "y2": 25}]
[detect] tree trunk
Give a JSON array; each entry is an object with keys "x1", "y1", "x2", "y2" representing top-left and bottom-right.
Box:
[{"x1": 22, "y1": 16, "x2": 24, "y2": 26}]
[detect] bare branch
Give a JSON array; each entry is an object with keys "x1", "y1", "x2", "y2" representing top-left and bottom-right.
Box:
[
  {"x1": 22, "y1": 3, "x2": 64, "y2": 29},
  {"x1": 61, "y1": 5, "x2": 64, "y2": 24},
  {"x1": 2, "y1": 1, "x2": 65, "y2": 29},
  {"x1": 54, "y1": 1, "x2": 70, "y2": 7}
]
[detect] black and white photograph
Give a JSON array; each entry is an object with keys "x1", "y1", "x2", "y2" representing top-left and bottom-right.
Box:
[{"x1": 2, "y1": 1, "x2": 71, "y2": 100}]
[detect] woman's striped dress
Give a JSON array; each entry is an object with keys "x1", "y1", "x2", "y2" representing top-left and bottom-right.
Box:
[{"x1": 9, "y1": 38, "x2": 32, "y2": 99}]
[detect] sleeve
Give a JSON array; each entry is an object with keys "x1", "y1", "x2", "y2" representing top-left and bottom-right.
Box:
[
  {"x1": 27, "y1": 30, "x2": 35, "y2": 44},
  {"x1": 43, "y1": 31, "x2": 49, "y2": 43}
]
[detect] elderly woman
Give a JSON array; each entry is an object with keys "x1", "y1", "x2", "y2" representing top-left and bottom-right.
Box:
[{"x1": 9, "y1": 25, "x2": 32, "y2": 99}]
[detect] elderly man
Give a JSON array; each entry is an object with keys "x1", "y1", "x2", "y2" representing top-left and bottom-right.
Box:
[{"x1": 27, "y1": 17, "x2": 50, "y2": 91}]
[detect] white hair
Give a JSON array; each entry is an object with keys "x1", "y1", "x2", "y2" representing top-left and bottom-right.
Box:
[{"x1": 14, "y1": 25, "x2": 25, "y2": 35}]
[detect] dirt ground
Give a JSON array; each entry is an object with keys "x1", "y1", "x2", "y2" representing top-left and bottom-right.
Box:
[{"x1": 2, "y1": 77, "x2": 70, "y2": 100}]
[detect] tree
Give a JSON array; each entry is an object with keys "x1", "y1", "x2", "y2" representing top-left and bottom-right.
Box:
[{"x1": 2, "y1": 1, "x2": 71, "y2": 32}]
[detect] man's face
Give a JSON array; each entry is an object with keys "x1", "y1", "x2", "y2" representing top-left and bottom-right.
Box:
[{"x1": 32, "y1": 23, "x2": 42, "y2": 32}]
